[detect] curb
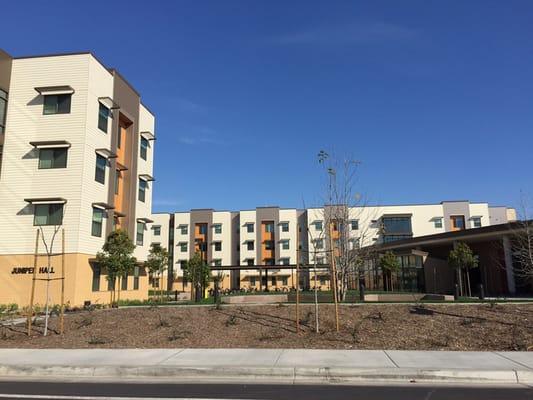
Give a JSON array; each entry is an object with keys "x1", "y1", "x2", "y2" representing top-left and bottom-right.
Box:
[{"x1": 0, "y1": 365, "x2": 530, "y2": 385}]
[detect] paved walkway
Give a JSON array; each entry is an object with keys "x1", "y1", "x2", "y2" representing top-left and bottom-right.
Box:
[{"x1": 0, "y1": 349, "x2": 531, "y2": 385}]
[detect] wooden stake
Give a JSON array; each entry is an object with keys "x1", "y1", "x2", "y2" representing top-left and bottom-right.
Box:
[
  {"x1": 27, "y1": 229, "x2": 40, "y2": 336},
  {"x1": 295, "y1": 226, "x2": 300, "y2": 334},
  {"x1": 60, "y1": 229, "x2": 65, "y2": 334},
  {"x1": 329, "y1": 222, "x2": 340, "y2": 332}
]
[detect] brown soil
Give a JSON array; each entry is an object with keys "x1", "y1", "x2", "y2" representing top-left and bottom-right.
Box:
[{"x1": 1, "y1": 304, "x2": 532, "y2": 350}]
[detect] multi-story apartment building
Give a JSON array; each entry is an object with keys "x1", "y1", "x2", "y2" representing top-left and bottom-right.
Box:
[
  {"x1": 151, "y1": 201, "x2": 515, "y2": 292},
  {"x1": 0, "y1": 50, "x2": 155, "y2": 306}
]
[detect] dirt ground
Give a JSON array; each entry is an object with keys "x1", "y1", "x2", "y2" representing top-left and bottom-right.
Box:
[{"x1": 1, "y1": 303, "x2": 532, "y2": 350}]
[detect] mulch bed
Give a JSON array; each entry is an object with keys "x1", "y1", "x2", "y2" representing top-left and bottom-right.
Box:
[{"x1": 1, "y1": 303, "x2": 532, "y2": 350}]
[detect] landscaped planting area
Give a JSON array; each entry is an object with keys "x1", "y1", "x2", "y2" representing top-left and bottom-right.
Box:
[{"x1": 1, "y1": 303, "x2": 532, "y2": 351}]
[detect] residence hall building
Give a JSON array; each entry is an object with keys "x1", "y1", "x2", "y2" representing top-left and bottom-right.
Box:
[
  {"x1": 0, "y1": 50, "x2": 156, "y2": 306},
  {"x1": 150, "y1": 201, "x2": 516, "y2": 293}
]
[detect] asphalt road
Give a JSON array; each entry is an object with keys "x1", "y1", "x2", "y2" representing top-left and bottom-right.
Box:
[{"x1": 0, "y1": 381, "x2": 531, "y2": 400}]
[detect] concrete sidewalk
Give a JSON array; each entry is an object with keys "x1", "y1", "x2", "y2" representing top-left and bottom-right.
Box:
[{"x1": 0, "y1": 349, "x2": 531, "y2": 385}]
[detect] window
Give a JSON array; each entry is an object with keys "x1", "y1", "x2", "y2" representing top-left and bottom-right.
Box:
[
  {"x1": 133, "y1": 266, "x2": 140, "y2": 290},
  {"x1": 383, "y1": 235, "x2": 412, "y2": 243},
  {"x1": 140, "y1": 137, "x2": 148, "y2": 160},
  {"x1": 280, "y1": 258, "x2": 290, "y2": 265},
  {"x1": 316, "y1": 257, "x2": 325, "y2": 265},
  {"x1": 434, "y1": 218, "x2": 443, "y2": 229},
  {"x1": 280, "y1": 222, "x2": 289, "y2": 232},
  {"x1": 265, "y1": 222, "x2": 275, "y2": 233},
  {"x1": 320, "y1": 276, "x2": 326, "y2": 286},
  {"x1": 136, "y1": 222, "x2": 145, "y2": 246},
  {"x1": 179, "y1": 242, "x2": 188, "y2": 252},
  {"x1": 472, "y1": 217, "x2": 482, "y2": 228},
  {"x1": 121, "y1": 273, "x2": 128, "y2": 291},
  {"x1": 450, "y1": 215, "x2": 466, "y2": 231},
  {"x1": 214, "y1": 241, "x2": 222, "y2": 251},
  {"x1": 350, "y1": 220, "x2": 359, "y2": 230},
  {"x1": 34, "y1": 204, "x2": 63, "y2": 226},
  {"x1": 198, "y1": 241, "x2": 207, "y2": 252},
  {"x1": 43, "y1": 94, "x2": 71, "y2": 115},
  {"x1": 265, "y1": 258, "x2": 275, "y2": 266},
  {"x1": 247, "y1": 241, "x2": 254, "y2": 251},
  {"x1": 271, "y1": 277, "x2": 277, "y2": 286},
  {"x1": 315, "y1": 239, "x2": 324, "y2": 249},
  {"x1": 0, "y1": 89, "x2": 7, "y2": 134},
  {"x1": 246, "y1": 223, "x2": 254, "y2": 233},
  {"x1": 199, "y1": 224, "x2": 207, "y2": 235},
  {"x1": 98, "y1": 103, "x2": 110, "y2": 132},
  {"x1": 315, "y1": 221, "x2": 323, "y2": 231},
  {"x1": 117, "y1": 128, "x2": 122, "y2": 149},
  {"x1": 153, "y1": 226, "x2": 161, "y2": 236},
  {"x1": 108, "y1": 276, "x2": 115, "y2": 291},
  {"x1": 282, "y1": 277, "x2": 288, "y2": 286},
  {"x1": 115, "y1": 170, "x2": 121, "y2": 195},
  {"x1": 213, "y1": 259, "x2": 222, "y2": 266},
  {"x1": 213, "y1": 224, "x2": 222, "y2": 234},
  {"x1": 91, "y1": 207, "x2": 104, "y2": 237},
  {"x1": 92, "y1": 264, "x2": 101, "y2": 292},
  {"x1": 250, "y1": 276, "x2": 256, "y2": 286},
  {"x1": 138, "y1": 178, "x2": 147, "y2": 202},
  {"x1": 247, "y1": 259, "x2": 254, "y2": 266},
  {"x1": 281, "y1": 240, "x2": 289, "y2": 250},
  {"x1": 382, "y1": 216, "x2": 412, "y2": 234},
  {"x1": 179, "y1": 225, "x2": 188, "y2": 235},
  {"x1": 264, "y1": 240, "x2": 274, "y2": 250},
  {"x1": 95, "y1": 154, "x2": 107, "y2": 184},
  {"x1": 38, "y1": 148, "x2": 67, "y2": 169}
]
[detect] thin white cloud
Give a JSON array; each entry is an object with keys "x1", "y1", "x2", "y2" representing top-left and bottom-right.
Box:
[
  {"x1": 175, "y1": 97, "x2": 207, "y2": 113},
  {"x1": 153, "y1": 199, "x2": 184, "y2": 207},
  {"x1": 270, "y1": 22, "x2": 417, "y2": 46},
  {"x1": 177, "y1": 136, "x2": 222, "y2": 145}
]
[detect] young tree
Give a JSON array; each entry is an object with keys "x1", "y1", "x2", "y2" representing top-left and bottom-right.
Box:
[
  {"x1": 379, "y1": 251, "x2": 400, "y2": 292},
  {"x1": 96, "y1": 229, "x2": 137, "y2": 306},
  {"x1": 510, "y1": 194, "x2": 533, "y2": 284},
  {"x1": 316, "y1": 150, "x2": 375, "y2": 302},
  {"x1": 144, "y1": 243, "x2": 169, "y2": 303},
  {"x1": 448, "y1": 242, "x2": 479, "y2": 297},
  {"x1": 183, "y1": 252, "x2": 211, "y2": 302}
]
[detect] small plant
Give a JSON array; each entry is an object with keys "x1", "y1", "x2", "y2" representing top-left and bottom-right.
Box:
[
  {"x1": 88, "y1": 336, "x2": 107, "y2": 345},
  {"x1": 168, "y1": 329, "x2": 188, "y2": 342},
  {"x1": 460, "y1": 318, "x2": 474, "y2": 326},
  {"x1": 225, "y1": 315, "x2": 238, "y2": 327},
  {"x1": 157, "y1": 314, "x2": 170, "y2": 328},
  {"x1": 77, "y1": 315, "x2": 93, "y2": 329}
]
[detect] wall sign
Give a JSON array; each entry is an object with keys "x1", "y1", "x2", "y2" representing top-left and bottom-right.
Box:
[{"x1": 11, "y1": 267, "x2": 55, "y2": 274}]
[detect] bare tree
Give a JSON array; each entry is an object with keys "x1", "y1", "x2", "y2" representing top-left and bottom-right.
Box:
[
  {"x1": 510, "y1": 193, "x2": 533, "y2": 283},
  {"x1": 38, "y1": 224, "x2": 61, "y2": 337},
  {"x1": 315, "y1": 150, "x2": 377, "y2": 302}
]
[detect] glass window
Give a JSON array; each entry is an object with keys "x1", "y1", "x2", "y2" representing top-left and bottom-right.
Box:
[
  {"x1": 117, "y1": 128, "x2": 122, "y2": 149},
  {"x1": 247, "y1": 241, "x2": 254, "y2": 251},
  {"x1": 43, "y1": 94, "x2": 71, "y2": 115},
  {"x1": 265, "y1": 258, "x2": 275, "y2": 266},
  {"x1": 34, "y1": 204, "x2": 63, "y2": 226},
  {"x1": 451, "y1": 215, "x2": 465, "y2": 230},
  {"x1": 153, "y1": 226, "x2": 161, "y2": 236},
  {"x1": 91, "y1": 207, "x2": 104, "y2": 237},
  {"x1": 133, "y1": 266, "x2": 140, "y2": 290},
  {"x1": 264, "y1": 240, "x2": 274, "y2": 250},
  {"x1": 282, "y1": 277, "x2": 288, "y2": 286},
  {"x1": 264, "y1": 222, "x2": 275, "y2": 233},
  {"x1": 315, "y1": 239, "x2": 324, "y2": 249},
  {"x1": 213, "y1": 259, "x2": 222, "y2": 266},
  {"x1": 383, "y1": 235, "x2": 412, "y2": 243},
  {"x1": 98, "y1": 103, "x2": 109, "y2": 132},
  {"x1": 214, "y1": 242, "x2": 222, "y2": 251},
  {"x1": 315, "y1": 221, "x2": 323, "y2": 231},
  {"x1": 38, "y1": 148, "x2": 67, "y2": 169},
  {"x1": 247, "y1": 259, "x2": 254, "y2": 266},
  {"x1": 179, "y1": 242, "x2": 188, "y2": 252},
  {"x1": 138, "y1": 178, "x2": 147, "y2": 202},
  {"x1": 280, "y1": 258, "x2": 290, "y2": 265},
  {"x1": 434, "y1": 218, "x2": 443, "y2": 228},
  {"x1": 382, "y1": 216, "x2": 412, "y2": 234},
  {"x1": 214, "y1": 224, "x2": 222, "y2": 234},
  {"x1": 0, "y1": 89, "x2": 7, "y2": 134},
  {"x1": 121, "y1": 273, "x2": 128, "y2": 291},
  {"x1": 350, "y1": 220, "x2": 359, "y2": 230},
  {"x1": 95, "y1": 154, "x2": 107, "y2": 184},
  {"x1": 199, "y1": 224, "x2": 207, "y2": 235},
  {"x1": 246, "y1": 223, "x2": 254, "y2": 233},
  {"x1": 280, "y1": 222, "x2": 289, "y2": 232},
  {"x1": 136, "y1": 222, "x2": 144, "y2": 246},
  {"x1": 250, "y1": 276, "x2": 256, "y2": 285},
  {"x1": 179, "y1": 225, "x2": 188, "y2": 235},
  {"x1": 281, "y1": 240, "x2": 289, "y2": 250},
  {"x1": 472, "y1": 217, "x2": 482, "y2": 228},
  {"x1": 91, "y1": 264, "x2": 101, "y2": 292},
  {"x1": 140, "y1": 137, "x2": 148, "y2": 160},
  {"x1": 115, "y1": 170, "x2": 120, "y2": 195}
]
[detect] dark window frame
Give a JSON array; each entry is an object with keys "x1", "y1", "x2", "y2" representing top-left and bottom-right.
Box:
[
  {"x1": 98, "y1": 102, "x2": 110, "y2": 133},
  {"x1": 91, "y1": 207, "x2": 104, "y2": 237},
  {"x1": 136, "y1": 221, "x2": 145, "y2": 246},
  {"x1": 138, "y1": 178, "x2": 147, "y2": 202},
  {"x1": 38, "y1": 147, "x2": 68, "y2": 169},
  {"x1": 43, "y1": 94, "x2": 71, "y2": 115},
  {"x1": 33, "y1": 203, "x2": 64, "y2": 226},
  {"x1": 95, "y1": 154, "x2": 107, "y2": 184},
  {"x1": 140, "y1": 137, "x2": 148, "y2": 160}
]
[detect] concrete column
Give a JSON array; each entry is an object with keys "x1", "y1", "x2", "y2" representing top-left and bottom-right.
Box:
[{"x1": 502, "y1": 235, "x2": 516, "y2": 295}]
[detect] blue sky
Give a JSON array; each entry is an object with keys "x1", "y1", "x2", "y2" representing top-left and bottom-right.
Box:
[{"x1": 4, "y1": 1, "x2": 533, "y2": 212}]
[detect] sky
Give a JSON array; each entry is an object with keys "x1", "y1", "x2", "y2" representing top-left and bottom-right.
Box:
[{"x1": 4, "y1": 1, "x2": 533, "y2": 213}]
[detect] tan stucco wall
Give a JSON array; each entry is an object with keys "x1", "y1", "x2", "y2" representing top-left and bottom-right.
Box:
[{"x1": 0, "y1": 253, "x2": 149, "y2": 307}]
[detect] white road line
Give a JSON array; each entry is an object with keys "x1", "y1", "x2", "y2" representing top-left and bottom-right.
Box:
[{"x1": 0, "y1": 395, "x2": 249, "y2": 400}]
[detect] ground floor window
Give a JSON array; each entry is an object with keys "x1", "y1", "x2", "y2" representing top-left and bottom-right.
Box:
[
  {"x1": 250, "y1": 277, "x2": 256, "y2": 286},
  {"x1": 122, "y1": 273, "x2": 128, "y2": 291},
  {"x1": 92, "y1": 264, "x2": 101, "y2": 292},
  {"x1": 282, "y1": 277, "x2": 288, "y2": 286},
  {"x1": 133, "y1": 266, "x2": 140, "y2": 290}
]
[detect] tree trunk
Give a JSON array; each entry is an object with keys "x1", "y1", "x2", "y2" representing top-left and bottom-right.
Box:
[
  {"x1": 466, "y1": 268, "x2": 471, "y2": 297},
  {"x1": 457, "y1": 268, "x2": 463, "y2": 297}
]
